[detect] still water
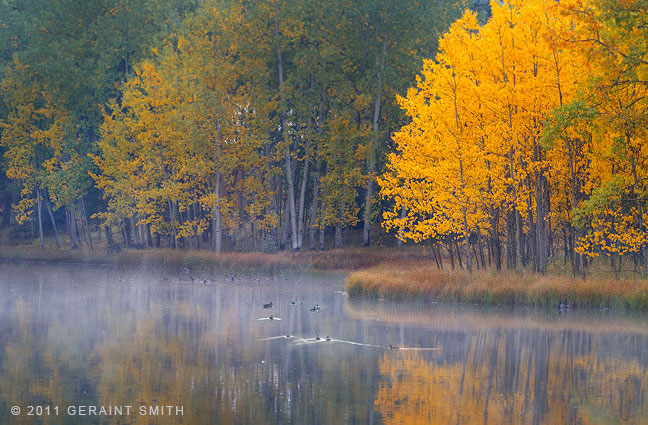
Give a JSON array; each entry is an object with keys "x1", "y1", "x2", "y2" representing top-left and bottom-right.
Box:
[{"x1": 0, "y1": 262, "x2": 647, "y2": 424}]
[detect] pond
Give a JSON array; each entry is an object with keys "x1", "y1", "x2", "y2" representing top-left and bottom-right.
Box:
[{"x1": 0, "y1": 262, "x2": 647, "y2": 424}]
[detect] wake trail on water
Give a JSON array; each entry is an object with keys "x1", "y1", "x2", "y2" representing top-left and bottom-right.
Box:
[
  {"x1": 259, "y1": 335, "x2": 439, "y2": 350},
  {"x1": 258, "y1": 335, "x2": 295, "y2": 341}
]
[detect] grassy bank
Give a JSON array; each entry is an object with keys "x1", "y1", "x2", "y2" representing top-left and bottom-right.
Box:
[
  {"x1": 0, "y1": 244, "x2": 435, "y2": 275},
  {"x1": 346, "y1": 264, "x2": 648, "y2": 310},
  {"x1": 5, "y1": 244, "x2": 648, "y2": 311}
]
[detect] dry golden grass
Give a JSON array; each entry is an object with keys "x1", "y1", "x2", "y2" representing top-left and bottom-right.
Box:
[{"x1": 346, "y1": 264, "x2": 648, "y2": 310}]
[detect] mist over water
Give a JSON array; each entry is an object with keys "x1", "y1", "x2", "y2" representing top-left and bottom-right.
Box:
[{"x1": 0, "y1": 263, "x2": 646, "y2": 424}]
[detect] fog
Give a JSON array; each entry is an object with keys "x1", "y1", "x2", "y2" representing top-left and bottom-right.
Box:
[{"x1": 0, "y1": 263, "x2": 646, "y2": 424}]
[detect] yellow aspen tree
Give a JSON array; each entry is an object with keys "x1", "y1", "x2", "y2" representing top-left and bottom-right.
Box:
[
  {"x1": 0, "y1": 58, "x2": 68, "y2": 248},
  {"x1": 381, "y1": 12, "x2": 487, "y2": 273},
  {"x1": 94, "y1": 3, "x2": 275, "y2": 252},
  {"x1": 552, "y1": 0, "x2": 648, "y2": 273},
  {"x1": 382, "y1": 0, "x2": 589, "y2": 273}
]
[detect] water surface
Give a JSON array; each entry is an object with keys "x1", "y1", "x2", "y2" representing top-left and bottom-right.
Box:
[{"x1": 0, "y1": 262, "x2": 647, "y2": 424}]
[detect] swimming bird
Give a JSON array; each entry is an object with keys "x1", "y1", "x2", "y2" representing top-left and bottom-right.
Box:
[
  {"x1": 315, "y1": 334, "x2": 320, "y2": 341},
  {"x1": 269, "y1": 315, "x2": 274, "y2": 320},
  {"x1": 389, "y1": 344, "x2": 399, "y2": 350},
  {"x1": 310, "y1": 304, "x2": 320, "y2": 312},
  {"x1": 326, "y1": 336, "x2": 331, "y2": 341},
  {"x1": 263, "y1": 302, "x2": 273, "y2": 309}
]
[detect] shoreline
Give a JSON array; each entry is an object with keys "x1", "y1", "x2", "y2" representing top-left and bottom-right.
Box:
[
  {"x1": 3, "y1": 245, "x2": 648, "y2": 312},
  {"x1": 0, "y1": 246, "x2": 309, "y2": 275},
  {"x1": 0, "y1": 245, "x2": 434, "y2": 275}
]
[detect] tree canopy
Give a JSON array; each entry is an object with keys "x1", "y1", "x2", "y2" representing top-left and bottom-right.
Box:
[{"x1": 1, "y1": 0, "x2": 646, "y2": 277}]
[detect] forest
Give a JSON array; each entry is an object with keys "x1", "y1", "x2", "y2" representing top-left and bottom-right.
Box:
[{"x1": 0, "y1": 0, "x2": 647, "y2": 278}]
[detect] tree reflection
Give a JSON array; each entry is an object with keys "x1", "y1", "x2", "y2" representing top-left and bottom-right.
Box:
[
  {"x1": 0, "y1": 268, "x2": 378, "y2": 425},
  {"x1": 1, "y1": 265, "x2": 647, "y2": 425},
  {"x1": 375, "y1": 330, "x2": 648, "y2": 425}
]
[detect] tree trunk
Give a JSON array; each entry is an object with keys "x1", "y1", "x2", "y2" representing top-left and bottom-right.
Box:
[
  {"x1": 509, "y1": 149, "x2": 523, "y2": 274},
  {"x1": 296, "y1": 138, "x2": 310, "y2": 250},
  {"x1": 44, "y1": 191, "x2": 61, "y2": 249},
  {"x1": 318, "y1": 199, "x2": 326, "y2": 250},
  {"x1": 129, "y1": 215, "x2": 139, "y2": 246},
  {"x1": 68, "y1": 203, "x2": 79, "y2": 249},
  {"x1": 36, "y1": 188, "x2": 44, "y2": 248},
  {"x1": 396, "y1": 205, "x2": 406, "y2": 247},
  {"x1": 309, "y1": 98, "x2": 324, "y2": 250},
  {"x1": 212, "y1": 170, "x2": 222, "y2": 254},
  {"x1": 516, "y1": 208, "x2": 523, "y2": 273},
  {"x1": 268, "y1": 155, "x2": 279, "y2": 245},
  {"x1": 275, "y1": 4, "x2": 298, "y2": 251},
  {"x1": 490, "y1": 212, "x2": 501, "y2": 270},
  {"x1": 169, "y1": 199, "x2": 177, "y2": 249},
  {"x1": 535, "y1": 170, "x2": 547, "y2": 274},
  {"x1": 448, "y1": 242, "x2": 455, "y2": 270},
  {"x1": 506, "y1": 210, "x2": 515, "y2": 270},
  {"x1": 105, "y1": 225, "x2": 114, "y2": 247},
  {"x1": 458, "y1": 156, "x2": 472, "y2": 274},
  {"x1": 527, "y1": 194, "x2": 536, "y2": 271},
  {"x1": 145, "y1": 222, "x2": 153, "y2": 248},
  {"x1": 362, "y1": 35, "x2": 387, "y2": 247},
  {"x1": 80, "y1": 198, "x2": 93, "y2": 250},
  {"x1": 462, "y1": 208, "x2": 472, "y2": 273},
  {"x1": 335, "y1": 215, "x2": 343, "y2": 249},
  {"x1": 141, "y1": 221, "x2": 150, "y2": 249},
  {"x1": 309, "y1": 156, "x2": 321, "y2": 250},
  {"x1": 478, "y1": 232, "x2": 486, "y2": 269},
  {"x1": 284, "y1": 140, "x2": 298, "y2": 250},
  {"x1": 432, "y1": 243, "x2": 442, "y2": 269},
  {"x1": 280, "y1": 185, "x2": 290, "y2": 249},
  {"x1": 120, "y1": 222, "x2": 128, "y2": 248}
]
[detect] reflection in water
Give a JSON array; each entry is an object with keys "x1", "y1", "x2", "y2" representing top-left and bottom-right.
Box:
[
  {"x1": 0, "y1": 263, "x2": 646, "y2": 424},
  {"x1": 375, "y1": 331, "x2": 648, "y2": 425},
  {"x1": 0, "y1": 264, "x2": 378, "y2": 425}
]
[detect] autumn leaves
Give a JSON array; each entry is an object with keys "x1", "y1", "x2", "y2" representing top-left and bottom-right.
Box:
[
  {"x1": 88, "y1": 0, "x2": 464, "y2": 252},
  {"x1": 382, "y1": 0, "x2": 648, "y2": 276},
  {"x1": 1, "y1": 0, "x2": 646, "y2": 275}
]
